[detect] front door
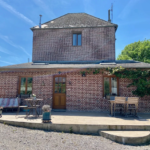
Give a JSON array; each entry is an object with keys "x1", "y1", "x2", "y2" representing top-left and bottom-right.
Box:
[{"x1": 53, "y1": 76, "x2": 66, "y2": 109}]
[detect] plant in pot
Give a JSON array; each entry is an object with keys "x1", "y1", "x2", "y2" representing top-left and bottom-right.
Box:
[
  {"x1": 106, "y1": 94, "x2": 111, "y2": 100},
  {"x1": 42, "y1": 105, "x2": 51, "y2": 123},
  {"x1": 31, "y1": 94, "x2": 36, "y2": 100}
]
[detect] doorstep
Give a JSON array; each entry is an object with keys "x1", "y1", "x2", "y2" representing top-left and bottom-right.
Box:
[{"x1": 52, "y1": 109, "x2": 66, "y2": 112}]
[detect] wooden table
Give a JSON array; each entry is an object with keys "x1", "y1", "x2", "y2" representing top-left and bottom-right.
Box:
[
  {"x1": 24, "y1": 98, "x2": 43, "y2": 117},
  {"x1": 108, "y1": 100, "x2": 115, "y2": 116},
  {"x1": 108, "y1": 100, "x2": 127, "y2": 116}
]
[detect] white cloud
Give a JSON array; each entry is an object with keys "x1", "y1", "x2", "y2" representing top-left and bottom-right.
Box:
[
  {"x1": 0, "y1": 46, "x2": 11, "y2": 55},
  {"x1": 0, "y1": 0, "x2": 35, "y2": 25},
  {"x1": 0, "y1": 60, "x2": 13, "y2": 65},
  {"x1": 118, "y1": 0, "x2": 140, "y2": 19},
  {"x1": 0, "y1": 34, "x2": 31, "y2": 57}
]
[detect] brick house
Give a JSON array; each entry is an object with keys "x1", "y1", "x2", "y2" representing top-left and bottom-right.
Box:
[{"x1": 1, "y1": 13, "x2": 150, "y2": 112}]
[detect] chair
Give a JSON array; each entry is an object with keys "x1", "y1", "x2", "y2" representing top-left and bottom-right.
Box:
[
  {"x1": 114, "y1": 97, "x2": 126, "y2": 116},
  {"x1": 126, "y1": 97, "x2": 139, "y2": 117},
  {"x1": 16, "y1": 94, "x2": 30, "y2": 117}
]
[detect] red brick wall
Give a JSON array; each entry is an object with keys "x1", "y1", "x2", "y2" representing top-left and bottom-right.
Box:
[
  {"x1": 0, "y1": 69, "x2": 150, "y2": 113},
  {"x1": 32, "y1": 27, "x2": 116, "y2": 62},
  {"x1": 33, "y1": 74, "x2": 53, "y2": 106},
  {"x1": 0, "y1": 75, "x2": 18, "y2": 98}
]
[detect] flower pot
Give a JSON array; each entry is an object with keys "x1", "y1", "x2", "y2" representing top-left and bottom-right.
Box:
[
  {"x1": 42, "y1": 112, "x2": 51, "y2": 123},
  {"x1": 106, "y1": 95, "x2": 110, "y2": 100}
]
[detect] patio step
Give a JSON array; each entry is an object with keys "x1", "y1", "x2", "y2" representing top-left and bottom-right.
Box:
[
  {"x1": 100, "y1": 131, "x2": 150, "y2": 145},
  {"x1": 52, "y1": 109, "x2": 66, "y2": 112}
]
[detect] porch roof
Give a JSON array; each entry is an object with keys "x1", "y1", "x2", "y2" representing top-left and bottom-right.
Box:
[{"x1": 1, "y1": 60, "x2": 150, "y2": 69}]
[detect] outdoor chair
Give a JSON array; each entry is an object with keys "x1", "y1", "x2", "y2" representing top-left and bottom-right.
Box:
[
  {"x1": 126, "y1": 97, "x2": 139, "y2": 117},
  {"x1": 114, "y1": 97, "x2": 127, "y2": 116},
  {"x1": 25, "y1": 106, "x2": 39, "y2": 118},
  {"x1": 16, "y1": 94, "x2": 30, "y2": 118}
]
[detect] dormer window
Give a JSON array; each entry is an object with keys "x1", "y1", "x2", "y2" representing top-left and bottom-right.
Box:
[{"x1": 73, "y1": 33, "x2": 82, "y2": 46}]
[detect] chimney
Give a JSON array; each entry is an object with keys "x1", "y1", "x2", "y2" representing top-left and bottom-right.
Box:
[
  {"x1": 108, "y1": 10, "x2": 111, "y2": 22},
  {"x1": 39, "y1": 14, "x2": 42, "y2": 28}
]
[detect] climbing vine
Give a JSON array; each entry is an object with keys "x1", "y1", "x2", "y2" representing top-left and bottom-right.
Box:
[
  {"x1": 80, "y1": 67, "x2": 150, "y2": 97},
  {"x1": 106, "y1": 67, "x2": 150, "y2": 97}
]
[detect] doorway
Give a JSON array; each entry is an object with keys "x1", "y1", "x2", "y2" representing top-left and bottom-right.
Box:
[{"x1": 53, "y1": 76, "x2": 66, "y2": 109}]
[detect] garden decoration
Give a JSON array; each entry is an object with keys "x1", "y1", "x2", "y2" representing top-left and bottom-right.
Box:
[{"x1": 42, "y1": 105, "x2": 51, "y2": 123}]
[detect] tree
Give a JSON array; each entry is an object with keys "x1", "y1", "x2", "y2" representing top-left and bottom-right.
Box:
[{"x1": 117, "y1": 39, "x2": 150, "y2": 63}]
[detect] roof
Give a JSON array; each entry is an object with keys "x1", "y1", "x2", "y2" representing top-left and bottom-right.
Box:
[
  {"x1": 31, "y1": 13, "x2": 118, "y2": 30},
  {"x1": 1, "y1": 60, "x2": 150, "y2": 69}
]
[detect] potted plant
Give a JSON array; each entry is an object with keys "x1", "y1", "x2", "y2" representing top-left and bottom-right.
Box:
[
  {"x1": 106, "y1": 94, "x2": 111, "y2": 100},
  {"x1": 32, "y1": 94, "x2": 36, "y2": 100},
  {"x1": 0, "y1": 107, "x2": 3, "y2": 118},
  {"x1": 42, "y1": 105, "x2": 51, "y2": 123}
]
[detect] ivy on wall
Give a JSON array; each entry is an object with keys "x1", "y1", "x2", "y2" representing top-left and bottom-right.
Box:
[
  {"x1": 107, "y1": 67, "x2": 150, "y2": 97},
  {"x1": 80, "y1": 67, "x2": 150, "y2": 97}
]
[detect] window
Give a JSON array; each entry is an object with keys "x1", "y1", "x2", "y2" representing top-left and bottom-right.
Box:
[
  {"x1": 73, "y1": 33, "x2": 82, "y2": 46},
  {"x1": 19, "y1": 77, "x2": 33, "y2": 95},
  {"x1": 54, "y1": 77, "x2": 66, "y2": 93},
  {"x1": 104, "y1": 77, "x2": 118, "y2": 97}
]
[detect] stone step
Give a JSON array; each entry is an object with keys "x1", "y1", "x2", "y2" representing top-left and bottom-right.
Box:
[
  {"x1": 100, "y1": 131, "x2": 150, "y2": 145},
  {"x1": 52, "y1": 109, "x2": 66, "y2": 112}
]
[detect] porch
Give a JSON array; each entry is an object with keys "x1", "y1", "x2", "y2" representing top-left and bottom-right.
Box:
[{"x1": 1, "y1": 111, "x2": 150, "y2": 126}]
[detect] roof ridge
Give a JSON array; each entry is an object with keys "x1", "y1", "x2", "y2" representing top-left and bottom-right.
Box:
[{"x1": 41, "y1": 13, "x2": 117, "y2": 26}]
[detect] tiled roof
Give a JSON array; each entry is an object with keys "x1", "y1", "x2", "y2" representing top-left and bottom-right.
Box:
[
  {"x1": 1, "y1": 60, "x2": 150, "y2": 69},
  {"x1": 31, "y1": 13, "x2": 118, "y2": 29}
]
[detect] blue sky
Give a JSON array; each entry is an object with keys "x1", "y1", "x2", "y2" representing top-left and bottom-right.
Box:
[{"x1": 0, "y1": 0, "x2": 150, "y2": 66}]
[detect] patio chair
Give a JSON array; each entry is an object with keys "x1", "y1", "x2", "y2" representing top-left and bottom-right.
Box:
[
  {"x1": 114, "y1": 97, "x2": 127, "y2": 116},
  {"x1": 126, "y1": 97, "x2": 139, "y2": 117},
  {"x1": 16, "y1": 94, "x2": 30, "y2": 117}
]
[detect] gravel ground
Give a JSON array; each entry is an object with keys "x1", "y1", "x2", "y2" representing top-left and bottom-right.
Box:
[{"x1": 0, "y1": 123, "x2": 150, "y2": 150}]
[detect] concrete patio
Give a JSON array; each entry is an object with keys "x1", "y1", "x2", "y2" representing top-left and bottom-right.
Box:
[
  {"x1": 1, "y1": 111, "x2": 150, "y2": 145},
  {"x1": 1, "y1": 111, "x2": 150, "y2": 125},
  {"x1": 1, "y1": 111, "x2": 150, "y2": 126}
]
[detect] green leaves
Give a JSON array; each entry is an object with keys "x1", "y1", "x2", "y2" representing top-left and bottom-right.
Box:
[
  {"x1": 117, "y1": 39, "x2": 150, "y2": 63},
  {"x1": 108, "y1": 67, "x2": 150, "y2": 97},
  {"x1": 82, "y1": 67, "x2": 150, "y2": 97}
]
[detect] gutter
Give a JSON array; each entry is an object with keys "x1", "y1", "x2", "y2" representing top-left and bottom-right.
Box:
[{"x1": 30, "y1": 24, "x2": 118, "y2": 32}]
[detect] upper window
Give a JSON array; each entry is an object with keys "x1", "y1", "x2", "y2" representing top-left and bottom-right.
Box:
[
  {"x1": 19, "y1": 77, "x2": 33, "y2": 95},
  {"x1": 73, "y1": 33, "x2": 82, "y2": 46},
  {"x1": 104, "y1": 77, "x2": 118, "y2": 97}
]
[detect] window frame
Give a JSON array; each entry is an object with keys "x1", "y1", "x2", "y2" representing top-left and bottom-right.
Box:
[
  {"x1": 72, "y1": 32, "x2": 82, "y2": 46},
  {"x1": 103, "y1": 75, "x2": 119, "y2": 97},
  {"x1": 18, "y1": 76, "x2": 33, "y2": 95}
]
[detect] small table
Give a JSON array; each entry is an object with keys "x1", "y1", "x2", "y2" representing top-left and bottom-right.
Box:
[
  {"x1": 108, "y1": 100, "x2": 115, "y2": 116},
  {"x1": 109, "y1": 99, "x2": 127, "y2": 116},
  {"x1": 24, "y1": 98, "x2": 43, "y2": 117}
]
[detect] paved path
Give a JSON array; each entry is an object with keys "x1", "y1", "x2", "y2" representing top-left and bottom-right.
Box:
[{"x1": 0, "y1": 124, "x2": 150, "y2": 150}]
